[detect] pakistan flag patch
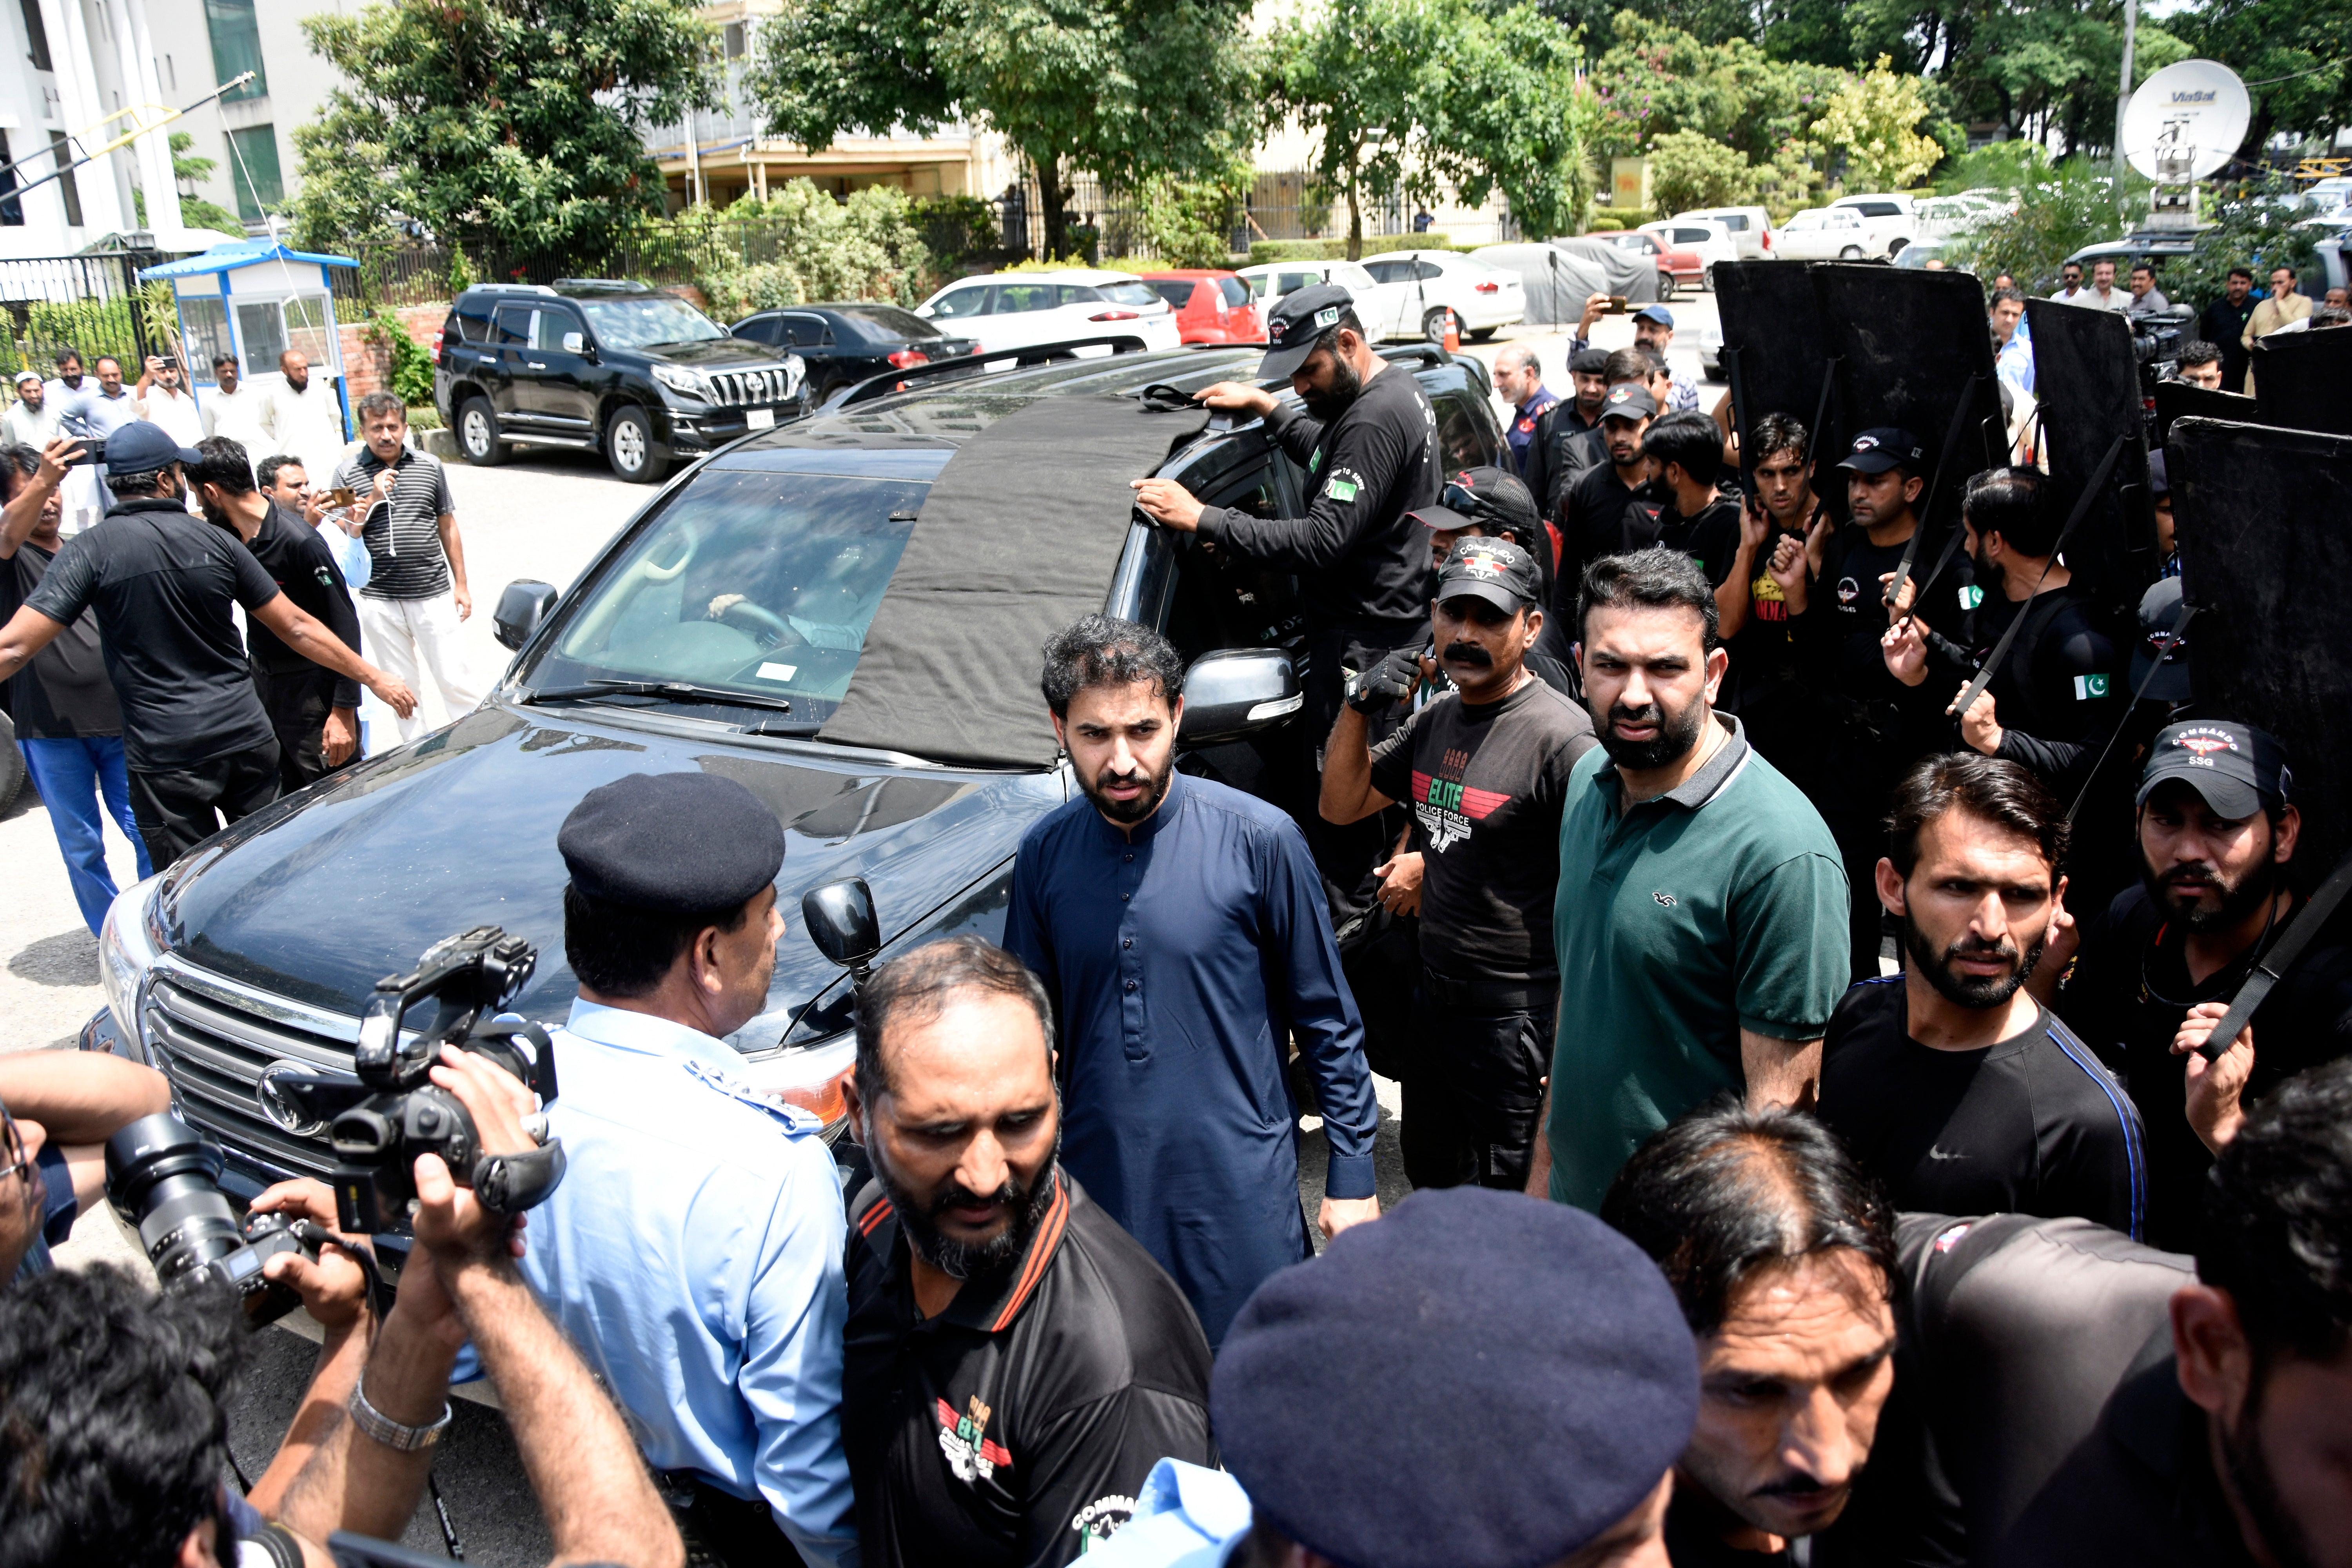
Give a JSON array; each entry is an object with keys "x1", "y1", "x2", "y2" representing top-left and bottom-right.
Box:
[
  {"x1": 1959, "y1": 584, "x2": 1984, "y2": 610},
  {"x1": 1325, "y1": 477, "x2": 1357, "y2": 501},
  {"x1": 2074, "y1": 673, "x2": 2110, "y2": 700}
]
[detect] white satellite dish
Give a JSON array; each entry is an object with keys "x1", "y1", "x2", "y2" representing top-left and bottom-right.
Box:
[{"x1": 2122, "y1": 59, "x2": 2251, "y2": 182}]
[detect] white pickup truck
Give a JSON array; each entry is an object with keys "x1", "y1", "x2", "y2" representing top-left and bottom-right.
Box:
[{"x1": 1828, "y1": 194, "x2": 1920, "y2": 260}]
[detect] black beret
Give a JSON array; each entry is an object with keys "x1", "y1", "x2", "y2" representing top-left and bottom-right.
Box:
[
  {"x1": 1570, "y1": 347, "x2": 1610, "y2": 375},
  {"x1": 1214, "y1": 1189, "x2": 1697, "y2": 1568},
  {"x1": 557, "y1": 772, "x2": 784, "y2": 913}
]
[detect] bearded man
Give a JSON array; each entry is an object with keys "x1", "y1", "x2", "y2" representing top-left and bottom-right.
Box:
[
  {"x1": 2039, "y1": 721, "x2": 2352, "y2": 1252},
  {"x1": 1816, "y1": 752, "x2": 2147, "y2": 1236},
  {"x1": 1004, "y1": 615, "x2": 1381, "y2": 1347},
  {"x1": 839, "y1": 936, "x2": 1215, "y2": 1568}
]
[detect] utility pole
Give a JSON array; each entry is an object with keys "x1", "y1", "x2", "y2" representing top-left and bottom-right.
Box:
[{"x1": 2113, "y1": 0, "x2": 2139, "y2": 193}]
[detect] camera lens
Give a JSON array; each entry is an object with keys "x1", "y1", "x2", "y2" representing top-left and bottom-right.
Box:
[{"x1": 103, "y1": 1113, "x2": 244, "y2": 1289}]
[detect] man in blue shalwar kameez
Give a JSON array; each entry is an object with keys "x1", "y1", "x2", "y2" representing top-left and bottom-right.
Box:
[{"x1": 1005, "y1": 615, "x2": 1383, "y2": 1346}]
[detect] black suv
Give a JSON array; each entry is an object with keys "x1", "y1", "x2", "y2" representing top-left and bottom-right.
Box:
[
  {"x1": 435, "y1": 279, "x2": 808, "y2": 484},
  {"x1": 85, "y1": 341, "x2": 1501, "y2": 1219}
]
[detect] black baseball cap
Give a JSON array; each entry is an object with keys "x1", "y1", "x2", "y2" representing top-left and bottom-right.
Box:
[
  {"x1": 1569, "y1": 347, "x2": 1610, "y2": 376},
  {"x1": 1409, "y1": 466, "x2": 1541, "y2": 543},
  {"x1": 1599, "y1": 382, "x2": 1658, "y2": 422},
  {"x1": 1261, "y1": 283, "x2": 1354, "y2": 379},
  {"x1": 1838, "y1": 427, "x2": 1926, "y2": 475},
  {"x1": 1436, "y1": 536, "x2": 1542, "y2": 612},
  {"x1": 2138, "y1": 720, "x2": 2292, "y2": 818},
  {"x1": 2131, "y1": 577, "x2": 2191, "y2": 702},
  {"x1": 102, "y1": 419, "x2": 203, "y2": 476}
]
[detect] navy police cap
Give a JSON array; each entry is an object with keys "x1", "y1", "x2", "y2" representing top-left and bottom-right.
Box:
[
  {"x1": 1214, "y1": 1187, "x2": 1698, "y2": 1568},
  {"x1": 1261, "y1": 282, "x2": 1354, "y2": 380},
  {"x1": 557, "y1": 771, "x2": 785, "y2": 913}
]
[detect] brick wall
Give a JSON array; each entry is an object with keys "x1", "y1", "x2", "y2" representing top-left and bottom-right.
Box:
[{"x1": 338, "y1": 301, "x2": 451, "y2": 404}]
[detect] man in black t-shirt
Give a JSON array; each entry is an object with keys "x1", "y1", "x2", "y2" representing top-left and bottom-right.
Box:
[
  {"x1": 0, "y1": 421, "x2": 416, "y2": 866},
  {"x1": 1719, "y1": 413, "x2": 1831, "y2": 782},
  {"x1": 2199, "y1": 267, "x2": 2258, "y2": 392},
  {"x1": 1789, "y1": 428, "x2": 1978, "y2": 978},
  {"x1": 840, "y1": 939, "x2": 1213, "y2": 1568},
  {"x1": 0, "y1": 437, "x2": 153, "y2": 936},
  {"x1": 1817, "y1": 753, "x2": 2147, "y2": 1237},
  {"x1": 191, "y1": 437, "x2": 366, "y2": 791},
  {"x1": 1321, "y1": 537, "x2": 1595, "y2": 1191},
  {"x1": 2043, "y1": 721, "x2": 2352, "y2": 1252},
  {"x1": 1627, "y1": 410, "x2": 1760, "y2": 624},
  {"x1": 1551, "y1": 381, "x2": 1662, "y2": 639}
]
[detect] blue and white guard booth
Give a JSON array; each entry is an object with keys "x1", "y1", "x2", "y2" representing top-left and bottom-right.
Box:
[{"x1": 138, "y1": 238, "x2": 359, "y2": 443}]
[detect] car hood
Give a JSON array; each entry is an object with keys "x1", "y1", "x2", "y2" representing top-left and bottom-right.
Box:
[
  {"x1": 635, "y1": 338, "x2": 799, "y2": 368},
  {"x1": 153, "y1": 701, "x2": 1064, "y2": 1049}
]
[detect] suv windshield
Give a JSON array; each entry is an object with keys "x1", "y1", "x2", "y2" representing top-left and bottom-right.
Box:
[
  {"x1": 530, "y1": 470, "x2": 925, "y2": 728},
  {"x1": 575, "y1": 295, "x2": 728, "y2": 349}
]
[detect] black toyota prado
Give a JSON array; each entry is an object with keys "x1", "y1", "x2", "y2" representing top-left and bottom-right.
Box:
[
  {"x1": 434, "y1": 279, "x2": 809, "y2": 485},
  {"x1": 91, "y1": 338, "x2": 1502, "y2": 1240}
]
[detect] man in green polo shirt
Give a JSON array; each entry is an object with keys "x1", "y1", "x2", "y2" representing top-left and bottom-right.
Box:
[{"x1": 1527, "y1": 546, "x2": 1849, "y2": 1210}]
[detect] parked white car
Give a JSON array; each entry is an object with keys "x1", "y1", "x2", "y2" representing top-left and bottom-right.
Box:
[
  {"x1": 1236, "y1": 259, "x2": 1384, "y2": 317},
  {"x1": 1775, "y1": 207, "x2": 1874, "y2": 260},
  {"x1": 1673, "y1": 206, "x2": 1776, "y2": 259},
  {"x1": 1827, "y1": 194, "x2": 1918, "y2": 258},
  {"x1": 1355, "y1": 250, "x2": 1527, "y2": 341},
  {"x1": 913, "y1": 268, "x2": 1183, "y2": 354},
  {"x1": 1641, "y1": 218, "x2": 1740, "y2": 285}
]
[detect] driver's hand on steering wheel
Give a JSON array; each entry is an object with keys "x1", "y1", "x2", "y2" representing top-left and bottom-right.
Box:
[{"x1": 707, "y1": 593, "x2": 747, "y2": 621}]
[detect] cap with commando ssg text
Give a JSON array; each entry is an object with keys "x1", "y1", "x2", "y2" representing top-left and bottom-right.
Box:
[
  {"x1": 1838, "y1": 427, "x2": 1925, "y2": 475},
  {"x1": 2137, "y1": 721, "x2": 2291, "y2": 819},
  {"x1": 1436, "y1": 535, "x2": 1542, "y2": 612},
  {"x1": 1260, "y1": 282, "x2": 1355, "y2": 381}
]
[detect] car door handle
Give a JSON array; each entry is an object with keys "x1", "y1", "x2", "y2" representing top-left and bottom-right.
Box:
[{"x1": 526, "y1": 361, "x2": 546, "y2": 369}]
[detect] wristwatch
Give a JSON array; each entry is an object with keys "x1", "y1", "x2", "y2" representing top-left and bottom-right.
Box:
[{"x1": 347, "y1": 1372, "x2": 452, "y2": 1451}]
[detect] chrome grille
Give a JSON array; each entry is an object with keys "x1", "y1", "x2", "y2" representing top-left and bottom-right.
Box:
[
  {"x1": 144, "y1": 971, "x2": 358, "y2": 1180},
  {"x1": 705, "y1": 365, "x2": 794, "y2": 407}
]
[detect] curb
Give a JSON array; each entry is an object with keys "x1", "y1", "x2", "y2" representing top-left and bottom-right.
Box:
[{"x1": 419, "y1": 428, "x2": 460, "y2": 459}]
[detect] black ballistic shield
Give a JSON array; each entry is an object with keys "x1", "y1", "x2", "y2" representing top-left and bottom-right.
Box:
[
  {"x1": 1715, "y1": 261, "x2": 1838, "y2": 514},
  {"x1": 2024, "y1": 298, "x2": 2157, "y2": 603},
  {"x1": 2153, "y1": 380, "x2": 2256, "y2": 447},
  {"x1": 1811, "y1": 264, "x2": 2004, "y2": 539},
  {"x1": 2172, "y1": 416, "x2": 2352, "y2": 878},
  {"x1": 2251, "y1": 328, "x2": 2352, "y2": 436}
]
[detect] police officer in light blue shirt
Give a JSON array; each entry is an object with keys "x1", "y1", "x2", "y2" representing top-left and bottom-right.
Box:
[{"x1": 523, "y1": 770, "x2": 858, "y2": 1568}]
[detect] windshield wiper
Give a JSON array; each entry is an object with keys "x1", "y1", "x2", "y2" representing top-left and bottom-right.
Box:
[{"x1": 518, "y1": 679, "x2": 795, "y2": 714}]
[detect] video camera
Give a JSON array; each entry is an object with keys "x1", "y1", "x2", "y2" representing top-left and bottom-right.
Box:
[
  {"x1": 105, "y1": 1114, "x2": 329, "y2": 1328},
  {"x1": 274, "y1": 927, "x2": 566, "y2": 1235}
]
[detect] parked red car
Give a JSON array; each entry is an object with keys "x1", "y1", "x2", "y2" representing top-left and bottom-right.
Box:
[
  {"x1": 1141, "y1": 270, "x2": 1266, "y2": 344},
  {"x1": 1576, "y1": 231, "x2": 1700, "y2": 299}
]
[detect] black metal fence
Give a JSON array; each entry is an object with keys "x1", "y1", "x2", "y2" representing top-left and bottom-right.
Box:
[{"x1": 0, "y1": 251, "x2": 162, "y2": 380}]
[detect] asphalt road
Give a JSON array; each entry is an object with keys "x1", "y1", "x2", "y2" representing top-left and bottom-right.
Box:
[{"x1": 1, "y1": 303, "x2": 1720, "y2": 1563}]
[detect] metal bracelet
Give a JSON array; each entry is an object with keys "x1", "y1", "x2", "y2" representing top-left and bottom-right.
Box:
[{"x1": 347, "y1": 1373, "x2": 452, "y2": 1451}]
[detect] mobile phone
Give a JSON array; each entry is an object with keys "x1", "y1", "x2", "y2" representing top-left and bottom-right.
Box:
[
  {"x1": 1605, "y1": 296, "x2": 1629, "y2": 314},
  {"x1": 324, "y1": 486, "x2": 359, "y2": 508},
  {"x1": 64, "y1": 439, "x2": 103, "y2": 467}
]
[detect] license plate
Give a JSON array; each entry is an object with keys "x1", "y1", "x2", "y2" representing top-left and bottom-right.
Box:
[{"x1": 745, "y1": 407, "x2": 776, "y2": 430}]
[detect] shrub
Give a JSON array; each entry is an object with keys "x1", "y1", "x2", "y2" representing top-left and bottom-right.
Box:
[
  {"x1": 688, "y1": 179, "x2": 935, "y2": 313},
  {"x1": 366, "y1": 310, "x2": 437, "y2": 407}
]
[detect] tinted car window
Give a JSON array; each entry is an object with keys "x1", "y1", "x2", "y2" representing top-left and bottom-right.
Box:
[
  {"x1": 1851, "y1": 202, "x2": 1901, "y2": 218},
  {"x1": 780, "y1": 315, "x2": 830, "y2": 347},
  {"x1": 539, "y1": 470, "x2": 926, "y2": 728},
  {"x1": 1674, "y1": 228, "x2": 1709, "y2": 243},
  {"x1": 1432, "y1": 387, "x2": 1500, "y2": 471},
  {"x1": 1412, "y1": 260, "x2": 1444, "y2": 280},
  {"x1": 575, "y1": 295, "x2": 727, "y2": 348},
  {"x1": 1149, "y1": 281, "x2": 1196, "y2": 309},
  {"x1": 1363, "y1": 261, "x2": 1405, "y2": 284},
  {"x1": 1055, "y1": 285, "x2": 1105, "y2": 307},
  {"x1": 929, "y1": 286, "x2": 991, "y2": 319},
  {"x1": 1277, "y1": 270, "x2": 1320, "y2": 293},
  {"x1": 492, "y1": 304, "x2": 534, "y2": 346},
  {"x1": 733, "y1": 316, "x2": 782, "y2": 344},
  {"x1": 1716, "y1": 214, "x2": 1748, "y2": 230},
  {"x1": 532, "y1": 310, "x2": 582, "y2": 351},
  {"x1": 996, "y1": 282, "x2": 1055, "y2": 313},
  {"x1": 835, "y1": 305, "x2": 939, "y2": 340},
  {"x1": 1161, "y1": 461, "x2": 1303, "y2": 660},
  {"x1": 1097, "y1": 280, "x2": 1161, "y2": 308},
  {"x1": 1217, "y1": 277, "x2": 1249, "y2": 308},
  {"x1": 453, "y1": 305, "x2": 492, "y2": 344}
]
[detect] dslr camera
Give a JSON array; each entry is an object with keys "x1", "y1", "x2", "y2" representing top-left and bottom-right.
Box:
[
  {"x1": 274, "y1": 927, "x2": 566, "y2": 1235},
  {"x1": 105, "y1": 1113, "x2": 328, "y2": 1328}
]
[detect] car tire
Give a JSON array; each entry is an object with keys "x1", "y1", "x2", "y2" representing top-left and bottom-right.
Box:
[
  {"x1": 1703, "y1": 263, "x2": 1718, "y2": 291},
  {"x1": 1839, "y1": 246, "x2": 1864, "y2": 260},
  {"x1": 604, "y1": 405, "x2": 666, "y2": 485},
  {"x1": 457, "y1": 397, "x2": 505, "y2": 467},
  {"x1": 1887, "y1": 237, "x2": 1908, "y2": 258},
  {"x1": 814, "y1": 375, "x2": 848, "y2": 406},
  {"x1": 1421, "y1": 308, "x2": 1452, "y2": 343},
  {"x1": 1657, "y1": 272, "x2": 1676, "y2": 301},
  {"x1": 1467, "y1": 326, "x2": 1499, "y2": 343}
]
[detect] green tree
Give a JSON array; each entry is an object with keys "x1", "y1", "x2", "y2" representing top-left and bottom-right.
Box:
[
  {"x1": 1266, "y1": 0, "x2": 1436, "y2": 260},
  {"x1": 1646, "y1": 127, "x2": 1757, "y2": 215},
  {"x1": 2161, "y1": 176, "x2": 2321, "y2": 313},
  {"x1": 168, "y1": 133, "x2": 245, "y2": 235},
  {"x1": 1811, "y1": 56, "x2": 1943, "y2": 190},
  {"x1": 1944, "y1": 155, "x2": 2129, "y2": 289},
  {"x1": 286, "y1": 0, "x2": 720, "y2": 257},
  {"x1": 1420, "y1": 6, "x2": 1596, "y2": 241},
  {"x1": 2173, "y1": 0, "x2": 2352, "y2": 162},
  {"x1": 750, "y1": 0, "x2": 1260, "y2": 263}
]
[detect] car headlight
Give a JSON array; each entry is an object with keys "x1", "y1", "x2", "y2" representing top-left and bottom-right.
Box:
[
  {"x1": 99, "y1": 873, "x2": 166, "y2": 1043},
  {"x1": 743, "y1": 1032, "x2": 856, "y2": 1132},
  {"x1": 651, "y1": 363, "x2": 709, "y2": 400}
]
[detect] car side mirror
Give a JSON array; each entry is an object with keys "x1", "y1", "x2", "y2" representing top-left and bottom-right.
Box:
[
  {"x1": 493, "y1": 579, "x2": 558, "y2": 650},
  {"x1": 803, "y1": 878, "x2": 882, "y2": 991},
  {"x1": 562, "y1": 331, "x2": 586, "y2": 354},
  {"x1": 1177, "y1": 648, "x2": 1301, "y2": 749}
]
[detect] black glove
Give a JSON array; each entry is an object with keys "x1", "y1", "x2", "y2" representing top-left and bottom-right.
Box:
[{"x1": 1347, "y1": 644, "x2": 1421, "y2": 713}]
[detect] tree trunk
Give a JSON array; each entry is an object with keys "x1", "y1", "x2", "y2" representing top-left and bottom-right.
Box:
[
  {"x1": 1035, "y1": 155, "x2": 1069, "y2": 261},
  {"x1": 1345, "y1": 169, "x2": 1364, "y2": 261}
]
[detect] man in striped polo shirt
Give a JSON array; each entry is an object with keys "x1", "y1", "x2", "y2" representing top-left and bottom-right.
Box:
[{"x1": 333, "y1": 390, "x2": 481, "y2": 741}]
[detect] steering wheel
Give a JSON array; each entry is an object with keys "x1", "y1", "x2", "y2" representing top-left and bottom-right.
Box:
[{"x1": 718, "y1": 599, "x2": 805, "y2": 648}]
